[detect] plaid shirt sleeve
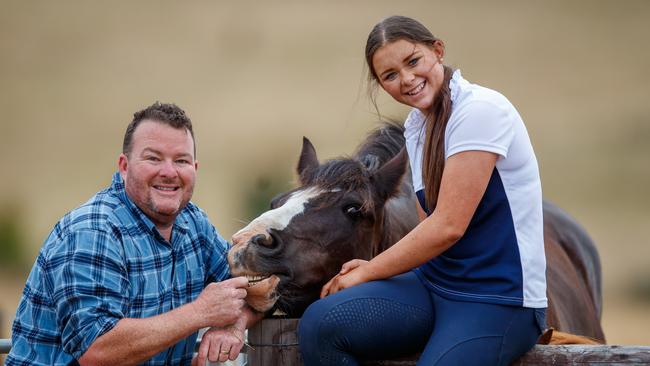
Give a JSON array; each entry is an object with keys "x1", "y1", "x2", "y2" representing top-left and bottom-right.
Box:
[
  {"x1": 44, "y1": 227, "x2": 130, "y2": 359},
  {"x1": 195, "y1": 209, "x2": 231, "y2": 284}
]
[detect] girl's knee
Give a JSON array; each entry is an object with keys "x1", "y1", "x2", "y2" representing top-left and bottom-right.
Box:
[
  {"x1": 299, "y1": 298, "x2": 340, "y2": 342},
  {"x1": 299, "y1": 300, "x2": 324, "y2": 340}
]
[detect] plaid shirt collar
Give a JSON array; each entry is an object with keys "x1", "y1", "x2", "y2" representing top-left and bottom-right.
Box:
[{"x1": 111, "y1": 172, "x2": 190, "y2": 243}]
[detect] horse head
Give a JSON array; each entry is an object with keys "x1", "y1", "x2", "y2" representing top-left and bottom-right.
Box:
[{"x1": 227, "y1": 124, "x2": 416, "y2": 316}]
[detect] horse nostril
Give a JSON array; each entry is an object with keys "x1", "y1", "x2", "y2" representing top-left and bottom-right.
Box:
[{"x1": 252, "y1": 233, "x2": 274, "y2": 247}]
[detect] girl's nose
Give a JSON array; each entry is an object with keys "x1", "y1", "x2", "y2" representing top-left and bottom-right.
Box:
[{"x1": 401, "y1": 69, "x2": 416, "y2": 85}]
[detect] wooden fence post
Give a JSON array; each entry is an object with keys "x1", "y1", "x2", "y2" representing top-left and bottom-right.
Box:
[{"x1": 248, "y1": 318, "x2": 301, "y2": 366}]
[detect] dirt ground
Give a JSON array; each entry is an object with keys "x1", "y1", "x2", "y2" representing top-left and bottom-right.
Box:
[{"x1": 1, "y1": 0, "x2": 649, "y2": 347}]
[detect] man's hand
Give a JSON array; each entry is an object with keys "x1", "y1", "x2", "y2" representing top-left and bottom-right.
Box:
[
  {"x1": 191, "y1": 277, "x2": 248, "y2": 328},
  {"x1": 195, "y1": 325, "x2": 245, "y2": 366}
]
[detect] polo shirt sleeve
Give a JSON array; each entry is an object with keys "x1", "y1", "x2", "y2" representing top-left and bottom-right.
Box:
[
  {"x1": 44, "y1": 228, "x2": 129, "y2": 359},
  {"x1": 445, "y1": 100, "x2": 515, "y2": 159}
]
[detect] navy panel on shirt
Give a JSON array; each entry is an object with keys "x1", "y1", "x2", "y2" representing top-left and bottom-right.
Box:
[{"x1": 415, "y1": 168, "x2": 524, "y2": 306}]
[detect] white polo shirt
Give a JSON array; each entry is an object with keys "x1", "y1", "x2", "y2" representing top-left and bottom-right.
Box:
[{"x1": 404, "y1": 70, "x2": 547, "y2": 308}]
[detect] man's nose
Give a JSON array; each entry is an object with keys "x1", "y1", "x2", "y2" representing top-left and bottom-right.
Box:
[{"x1": 159, "y1": 160, "x2": 178, "y2": 177}]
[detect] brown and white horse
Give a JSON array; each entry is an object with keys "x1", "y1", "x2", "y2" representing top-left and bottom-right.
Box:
[{"x1": 228, "y1": 123, "x2": 605, "y2": 342}]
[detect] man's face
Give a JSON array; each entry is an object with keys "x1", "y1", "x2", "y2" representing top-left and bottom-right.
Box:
[{"x1": 118, "y1": 120, "x2": 197, "y2": 227}]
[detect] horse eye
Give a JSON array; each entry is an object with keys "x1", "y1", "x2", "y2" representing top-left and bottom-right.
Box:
[{"x1": 343, "y1": 204, "x2": 362, "y2": 218}]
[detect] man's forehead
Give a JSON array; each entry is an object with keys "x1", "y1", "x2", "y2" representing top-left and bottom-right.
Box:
[{"x1": 131, "y1": 120, "x2": 194, "y2": 153}]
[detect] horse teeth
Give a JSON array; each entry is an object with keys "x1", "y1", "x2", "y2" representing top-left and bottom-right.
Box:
[{"x1": 246, "y1": 275, "x2": 269, "y2": 283}]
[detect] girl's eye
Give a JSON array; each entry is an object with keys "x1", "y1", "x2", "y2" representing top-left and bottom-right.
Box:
[
  {"x1": 408, "y1": 57, "x2": 420, "y2": 66},
  {"x1": 384, "y1": 72, "x2": 397, "y2": 81}
]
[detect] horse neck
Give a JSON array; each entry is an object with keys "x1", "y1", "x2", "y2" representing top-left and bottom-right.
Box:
[{"x1": 370, "y1": 180, "x2": 420, "y2": 258}]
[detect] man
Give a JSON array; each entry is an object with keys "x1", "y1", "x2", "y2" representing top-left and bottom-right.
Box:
[{"x1": 7, "y1": 102, "x2": 259, "y2": 365}]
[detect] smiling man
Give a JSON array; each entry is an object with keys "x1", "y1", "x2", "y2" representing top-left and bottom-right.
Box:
[{"x1": 7, "y1": 102, "x2": 255, "y2": 366}]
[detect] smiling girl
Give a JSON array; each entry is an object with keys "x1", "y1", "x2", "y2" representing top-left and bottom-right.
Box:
[{"x1": 298, "y1": 15, "x2": 547, "y2": 366}]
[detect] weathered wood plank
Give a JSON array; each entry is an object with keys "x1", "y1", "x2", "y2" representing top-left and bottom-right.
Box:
[
  {"x1": 512, "y1": 345, "x2": 650, "y2": 365},
  {"x1": 360, "y1": 345, "x2": 650, "y2": 365},
  {"x1": 279, "y1": 318, "x2": 302, "y2": 365},
  {"x1": 248, "y1": 318, "x2": 301, "y2": 366},
  {"x1": 247, "y1": 318, "x2": 263, "y2": 366},
  {"x1": 248, "y1": 318, "x2": 650, "y2": 366}
]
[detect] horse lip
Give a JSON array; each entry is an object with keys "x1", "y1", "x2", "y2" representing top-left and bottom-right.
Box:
[{"x1": 244, "y1": 274, "x2": 281, "y2": 312}]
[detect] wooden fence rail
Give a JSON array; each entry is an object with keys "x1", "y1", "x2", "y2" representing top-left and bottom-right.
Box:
[
  {"x1": 247, "y1": 318, "x2": 650, "y2": 366},
  {"x1": 2, "y1": 318, "x2": 650, "y2": 365}
]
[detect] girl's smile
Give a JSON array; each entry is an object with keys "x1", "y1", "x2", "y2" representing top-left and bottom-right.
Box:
[{"x1": 372, "y1": 39, "x2": 445, "y2": 113}]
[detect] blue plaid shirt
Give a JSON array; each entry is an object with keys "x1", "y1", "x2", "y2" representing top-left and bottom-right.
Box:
[{"x1": 7, "y1": 172, "x2": 231, "y2": 366}]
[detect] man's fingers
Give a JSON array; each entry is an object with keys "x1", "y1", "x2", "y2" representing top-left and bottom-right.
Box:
[
  {"x1": 197, "y1": 340, "x2": 209, "y2": 366},
  {"x1": 220, "y1": 276, "x2": 249, "y2": 289},
  {"x1": 219, "y1": 344, "x2": 233, "y2": 363},
  {"x1": 234, "y1": 288, "x2": 247, "y2": 299},
  {"x1": 230, "y1": 343, "x2": 244, "y2": 361},
  {"x1": 208, "y1": 341, "x2": 220, "y2": 362}
]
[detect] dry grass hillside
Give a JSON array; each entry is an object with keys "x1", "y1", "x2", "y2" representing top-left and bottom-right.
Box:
[{"x1": 1, "y1": 0, "x2": 649, "y2": 345}]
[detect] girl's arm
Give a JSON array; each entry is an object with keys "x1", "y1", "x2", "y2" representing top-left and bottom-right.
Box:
[{"x1": 322, "y1": 150, "x2": 498, "y2": 296}]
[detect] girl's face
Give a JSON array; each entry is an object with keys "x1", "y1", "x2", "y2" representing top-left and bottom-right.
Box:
[{"x1": 372, "y1": 39, "x2": 444, "y2": 113}]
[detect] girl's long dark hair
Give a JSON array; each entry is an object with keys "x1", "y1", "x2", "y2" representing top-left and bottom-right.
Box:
[{"x1": 365, "y1": 15, "x2": 454, "y2": 212}]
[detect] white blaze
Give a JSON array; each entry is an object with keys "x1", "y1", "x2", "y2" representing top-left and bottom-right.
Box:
[{"x1": 235, "y1": 187, "x2": 323, "y2": 236}]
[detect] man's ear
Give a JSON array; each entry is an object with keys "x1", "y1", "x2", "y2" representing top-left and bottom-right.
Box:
[{"x1": 118, "y1": 153, "x2": 128, "y2": 179}]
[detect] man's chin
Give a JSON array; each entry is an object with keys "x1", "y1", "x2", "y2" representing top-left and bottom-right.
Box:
[{"x1": 145, "y1": 203, "x2": 183, "y2": 222}]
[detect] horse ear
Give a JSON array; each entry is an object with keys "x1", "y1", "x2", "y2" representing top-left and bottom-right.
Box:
[
  {"x1": 371, "y1": 148, "x2": 408, "y2": 202},
  {"x1": 297, "y1": 137, "x2": 319, "y2": 184}
]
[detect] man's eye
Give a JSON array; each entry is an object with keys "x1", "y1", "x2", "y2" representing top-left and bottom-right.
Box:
[
  {"x1": 146, "y1": 156, "x2": 160, "y2": 161},
  {"x1": 176, "y1": 159, "x2": 189, "y2": 165}
]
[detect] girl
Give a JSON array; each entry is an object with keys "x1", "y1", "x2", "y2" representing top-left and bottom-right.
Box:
[{"x1": 298, "y1": 15, "x2": 546, "y2": 366}]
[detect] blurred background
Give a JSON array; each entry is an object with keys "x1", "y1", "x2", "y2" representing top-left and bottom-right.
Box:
[{"x1": 1, "y1": 0, "x2": 648, "y2": 348}]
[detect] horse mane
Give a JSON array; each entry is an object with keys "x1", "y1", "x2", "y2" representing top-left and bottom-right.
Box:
[
  {"x1": 307, "y1": 121, "x2": 406, "y2": 195},
  {"x1": 354, "y1": 121, "x2": 406, "y2": 171},
  {"x1": 353, "y1": 122, "x2": 417, "y2": 256}
]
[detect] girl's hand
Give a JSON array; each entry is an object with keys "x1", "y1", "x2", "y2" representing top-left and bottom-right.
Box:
[{"x1": 320, "y1": 259, "x2": 370, "y2": 297}]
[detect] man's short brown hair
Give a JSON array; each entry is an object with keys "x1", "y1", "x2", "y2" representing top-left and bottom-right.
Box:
[{"x1": 123, "y1": 102, "x2": 195, "y2": 157}]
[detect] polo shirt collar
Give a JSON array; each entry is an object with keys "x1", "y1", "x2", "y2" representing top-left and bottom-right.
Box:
[{"x1": 404, "y1": 69, "x2": 464, "y2": 139}]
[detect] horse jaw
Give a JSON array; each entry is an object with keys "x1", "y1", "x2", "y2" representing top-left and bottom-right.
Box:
[{"x1": 245, "y1": 275, "x2": 281, "y2": 312}]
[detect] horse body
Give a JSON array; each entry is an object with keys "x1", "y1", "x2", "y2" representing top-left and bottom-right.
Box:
[
  {"x1": 543, "y1": 201, "x2": 605, "y2": 341},
  {"x1": 228, "y1": 123, "x2": 605, "y2": 342}
]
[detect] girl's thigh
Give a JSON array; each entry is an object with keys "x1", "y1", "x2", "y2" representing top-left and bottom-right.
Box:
[
  {"x1": 418, "y1": 294, "x2": 545, "y2": 366},
  {"x1": 299, "y1": 271, "x2": 435, "y2": 363}
]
